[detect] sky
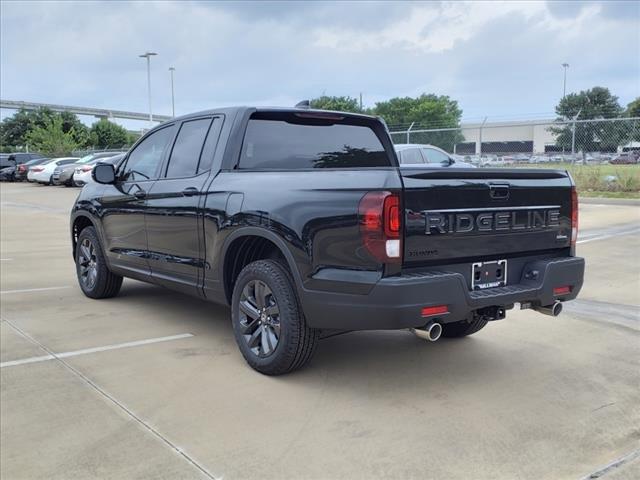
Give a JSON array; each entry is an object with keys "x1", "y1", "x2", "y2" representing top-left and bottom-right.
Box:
[{"x1": 1, "y1": 0, "x2": 639, "y2": 129}]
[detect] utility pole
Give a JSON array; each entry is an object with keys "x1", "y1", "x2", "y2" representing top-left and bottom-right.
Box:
[
  {"x1": 478, "y1": 116, "x2": 488, "y2": 158},
  {"x1": 562, "y1": 63, "x2": 569, "y2": 99},
  {"x1": 139, "y1": 51, "x2": 157, "y2": 127},
  {"x1": 169, "y1": 67, "x2": 176, "y2": 118},
  {"x1": 571, "y1": 108, "x2": 582, "y2": 156},
  {"x1": 359, "y1": 92, "x2": 363, "y2": 111}
]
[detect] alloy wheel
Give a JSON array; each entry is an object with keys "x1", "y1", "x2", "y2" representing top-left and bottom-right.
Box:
[
  {"x1": 238, "y1": 280, "x2": 281, "y2": 357},
  {"x1": 78, "y1": 238, "x2": 98, "y2": 290}
]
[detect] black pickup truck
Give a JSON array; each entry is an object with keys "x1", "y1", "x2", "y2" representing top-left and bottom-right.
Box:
[{"x1": 71, "y1": 107, "x2": 584, "y2": 374}]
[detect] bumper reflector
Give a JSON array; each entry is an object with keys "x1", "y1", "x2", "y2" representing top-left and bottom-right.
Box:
[
  {"x1": 553, "y1": 286, "x2": 571, "y2": 295},
  {"x1": 421, "y1": 305, "x2": 448, "y2": 317}
]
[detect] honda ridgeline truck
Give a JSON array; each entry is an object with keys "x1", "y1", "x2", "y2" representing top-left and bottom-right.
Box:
[{"x1": 71, "y1": 107, "x2": 584, "y2": 374}]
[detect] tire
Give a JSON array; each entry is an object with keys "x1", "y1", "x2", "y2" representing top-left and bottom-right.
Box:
[
  {"x1": 75, "y1": 226, "x2": 123, "y2": 299},
  {"x1": 441, "y1": 317, "x2": 488, "y2": 338},
  {"x1": 231, "y1": 259, "x2": 319, "y2": 375}
]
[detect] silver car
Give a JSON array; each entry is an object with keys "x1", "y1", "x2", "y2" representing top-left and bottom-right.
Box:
[{"x1": 394, "y1": 144, "x2": 476, "y2": 168}]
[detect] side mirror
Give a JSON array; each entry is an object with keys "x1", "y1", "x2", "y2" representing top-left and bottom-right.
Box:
[{"x1": 92, "y1": 163, "x2": 116, "y2": 184}]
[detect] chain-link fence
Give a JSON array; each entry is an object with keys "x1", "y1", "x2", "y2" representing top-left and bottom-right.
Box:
[{"x1": 388, "y1": 117, "x2": 640, "y2": 166}]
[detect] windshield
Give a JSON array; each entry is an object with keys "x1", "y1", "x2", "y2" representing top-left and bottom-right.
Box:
[{"x1": 77, "y1": 154, "x2": 95, "y2": 164}]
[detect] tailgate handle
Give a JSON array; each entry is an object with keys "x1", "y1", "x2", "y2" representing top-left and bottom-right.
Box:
[{"x1": 490, "y1": 184, "x2": 510, "y2": 200}]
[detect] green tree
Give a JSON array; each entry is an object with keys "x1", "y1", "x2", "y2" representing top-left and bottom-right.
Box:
[
  {"x1": 25, "y1": 116, "x2": 80, "y2": 157},
  {"x1": 551, "y1": 87, "x2": 628, "y2": 152},
  {"x1": 126, "y1": 131, "x2": 141, "y2": 146},
  {"x1": 60, "y1": 111, "x2": 90, "y2": 147},
  {"x1": 627, "y1": 98, "x2": 640, "y2": 142},
  {"x1": 89, "y1": 119, "x2": 130, "y2": 148},
  {"x1": 310, "y1": 95, "x2": 363, "y2": 113},
  {"x1": 1, "y1": 108, "x2": 50, "y2": 148},
  {"x1": 372, "y1": 94, "x2": 464, "y2": 151},
  {"x1": 627, "y1": 97, "x2": 640, "y2": 118},
  {"x1": 0, "y1": 108, "x2": 90, "y2": 150}
]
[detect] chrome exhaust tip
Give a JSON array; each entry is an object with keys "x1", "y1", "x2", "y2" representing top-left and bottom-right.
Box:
[
  {"x1": 411, "y1": 321, "x2": 443, "y2": 342},
  {"x1": 534, "y1": 301, "x2": 563, "y2": 317}
]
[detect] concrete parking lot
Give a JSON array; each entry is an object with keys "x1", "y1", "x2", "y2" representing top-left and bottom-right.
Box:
[{"x1": 1, "y1": 182, "x2": 639, "y2": 480}]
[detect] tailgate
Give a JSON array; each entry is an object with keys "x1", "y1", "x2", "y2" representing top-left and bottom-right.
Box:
[{"x1": 402, "y1": 168, "x2": 573, "y2": 264}]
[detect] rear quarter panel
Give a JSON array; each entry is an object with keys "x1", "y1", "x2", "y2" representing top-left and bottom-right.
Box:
[{"x1": 202, "y1": 168, "x2": 402, "y2": 299}]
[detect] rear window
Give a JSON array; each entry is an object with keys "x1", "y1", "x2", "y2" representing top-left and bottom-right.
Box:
[{"x1": 239, "y1": 114, "x2": 390, "y2": 169}]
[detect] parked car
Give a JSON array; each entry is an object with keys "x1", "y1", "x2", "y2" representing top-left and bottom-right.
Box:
[
  {"x1": 15, "y1": 157, "x2": 50, "y2": 182},
  {"x1": 610, "y1": 152, "x2": 639, "y2": 165},
  {"x1": 27, "y1": 157, "x2": 79, "y2": 184},
  {"x1": 395, "y1": 144, "x2": 476, "y2": 168},
  {"x1": 54, "y1": 152, "x2": 124, "y2": 186},
  {"x1": 5, "y1": 152, "x2": 44, "y2": 181},
  {"x1": 529, "y1": 155, "x2": 548, "y2": 164},
  {"x1": 0, "y1": 154, "x2": 17, "y2": 181},
  {"x1": 0, "y1": 153, "x2": 14, "y2": 169},
  {"x1": 7, "y1": 152, "x2": 44, "y2": 166},
  {"x1": 0, "y1": 165, "x2": 17, "y2": 181},
  {"x1": 71, "y1": 106, "x2": 584, "y2": 375},
  {"x1": 73, "y1": 154, "x2": 125, "y2": 186}
]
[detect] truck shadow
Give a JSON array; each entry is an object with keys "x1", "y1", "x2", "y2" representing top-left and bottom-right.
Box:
[{"x1": 114, "y1": 280, "x2": 529, "y2": 391}]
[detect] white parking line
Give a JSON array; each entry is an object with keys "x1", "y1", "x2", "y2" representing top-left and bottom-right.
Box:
[
  {"x1": 577, "y1": 227, "x2": 640, "y2": 244},
  {"x1": 0, "y1": 333, "x2": 194, "y2": 368},
  {"x1": 579, "y1": 448, "x2": 640, "y2": 480},
  {"x1": 0, "y1": 286, "x2": 71, "y2": 295},
  {"x1": 2, "y1": 319, "x2": 217, "y2": 479},
  {"x1": 0, "y1": 258, "x2": 13, "y2": 261}
]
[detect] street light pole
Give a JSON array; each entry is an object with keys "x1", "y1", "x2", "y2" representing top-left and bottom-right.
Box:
[
  {"x1": 139, "y1": 52, "x2": 157, "y2": 127},
  {"x1": 169, "y1": 67, "x2": 176, "y2": 118},
  {"x1": 562, "y1": 63, "x2": 569, "y2": 99}
]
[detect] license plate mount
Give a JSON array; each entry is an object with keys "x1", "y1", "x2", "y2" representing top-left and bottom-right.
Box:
[{"x1": 472, "y1": 259, "x2": 507, "y2": 290}]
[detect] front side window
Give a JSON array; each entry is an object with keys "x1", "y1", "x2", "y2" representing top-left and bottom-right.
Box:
[
  {"x1": 422, "y1": 148, "x2": 450, "y2": 164},
  {"x1": 121, "y1": 126, "x2": 175, "y2": 181},
  {"x1": 165, "y1": 118, "x2": 212, "y2": 178},
  {"x1": 239, "y1": 115, "x2": 390, "y2": 169}
]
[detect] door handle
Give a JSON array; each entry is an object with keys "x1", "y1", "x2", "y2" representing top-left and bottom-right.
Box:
[
  {"x1": 133, "y1": 190, "x2": 147, "y2": 199},
  {"x1": 182, "y1": 187, "x2": 199, "y2": 197}
]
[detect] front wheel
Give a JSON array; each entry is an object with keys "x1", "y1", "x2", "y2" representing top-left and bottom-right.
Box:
[
  {"x1": 75, "y1": 226, "x2": 123, "y2": 299},
  {"x1": 231, "y1": 260, "x2": 319, "y2": 375}
]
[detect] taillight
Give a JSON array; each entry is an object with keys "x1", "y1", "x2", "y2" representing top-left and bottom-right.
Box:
[
  {"x1": 31, "y1": 167, "x2": 43, "y2": 172},
  {"x1": 359, "y1": 191, "x2": 401, "y2": 263},
  {"x1": 571, "y1": 186, "x2": 578, "y2": 249},
  {"x1": 81, "y1": 166, "x2": 93, "y2": 172}
]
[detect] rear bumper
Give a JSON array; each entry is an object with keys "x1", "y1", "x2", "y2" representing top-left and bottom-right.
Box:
[{"x1": 302, "y1": 256, "x2": 584, "y2": 330}]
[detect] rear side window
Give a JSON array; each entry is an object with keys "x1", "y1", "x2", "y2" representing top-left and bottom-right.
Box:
[
  {"x1": 165, "y1": 118, "x2": 212, "y2": 178},
  {"x1": 198, "y1": 117, "x2": 223, "y2": 173},
  {"x1": 239, "y1": 115, "x2": 390, "y2": 169},
  {"x1": 399, "y1": 148, "x2": 424, "y2": 164},
  {"x1": 56, "y1": 159, "x2": 77, "y2": 166}
]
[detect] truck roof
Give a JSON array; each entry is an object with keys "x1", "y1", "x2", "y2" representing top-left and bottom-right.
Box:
[{"x1": 169, "y1": 106, "x2": 379, "y2": 124}]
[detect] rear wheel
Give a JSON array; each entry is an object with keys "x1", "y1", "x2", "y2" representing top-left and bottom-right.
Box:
[
  {"x1": 75, "y1": 226, "x2": 123, "y2": 299},
  {"x1": 441, "y1": 317, "x2": 488, "y2": 338},
  {"x1": 231, "y1": 260, "x2": 319, "y2": 375}
]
